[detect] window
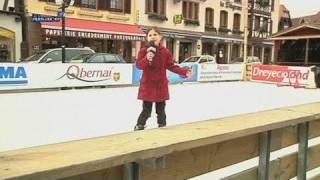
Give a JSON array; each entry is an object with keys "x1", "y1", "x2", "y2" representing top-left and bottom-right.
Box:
[
  {"x1": 199, "y1": 58, "x2": 207, "y2": 64},
  {"x1": 234, "y1": 0, "x2": 241, "y2": 3},
  {"x1": 104, "y1": 55, "x2": 120, "y2": 63},
  {"x1": 233, "y1": 13, "x2": 241, "y2": 30},
  {"x1": 41, "y1": 50, "x2": 62, "y2": 63},
  {"x1": 66, "y1": 50, "x2": 93, "y2": 61},
  {"x1": 254, "y1": 16, "x2": 260, "y2": 30},
  {"x1": 97, "y1": 0, "x2": 130, "y2": 13},
  {"x1": 110, "y1": 0, "x2": 123, "y2": 11},
  {"x1": 205, "y1": 8, "x2": 214, "y2": 26},
  {"x1": 81, "y1": 0, "x2": 96, "y2": 9},
  {"x1": 88, "y1": 55, "x2": 105, "y2": 63},
  {"x1": 145, "y1": 0, "x2": 166, "y2": 15},
  {"x1": 261, "y1": 18, "x2": 268, "y2": 32},
  {"x1": 182, "y1": 1, "x2": 199, "y2": 20},
  {"x1": 73, "y1": 0, "x2": 81, "y2": 6},
  {"x1": 38, "y1": 0, "x2": 55, "y2": 3},
  {"x1": 220, "y1": 11, "x2": 228, "y2": 28}
]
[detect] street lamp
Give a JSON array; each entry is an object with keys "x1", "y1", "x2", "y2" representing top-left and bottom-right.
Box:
[{"x1": 57, "y1": 0, "x2": 73, "y2": 63}]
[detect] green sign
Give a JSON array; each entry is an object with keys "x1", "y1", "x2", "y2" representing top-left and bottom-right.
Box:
[{"x1": 174, "y1": 14, "x2": 183, "y2": 24}]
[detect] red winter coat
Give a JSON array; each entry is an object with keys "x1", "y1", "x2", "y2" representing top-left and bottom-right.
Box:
[{"x1": 136, "y1": 45, "x2": 188, "y2": 102}]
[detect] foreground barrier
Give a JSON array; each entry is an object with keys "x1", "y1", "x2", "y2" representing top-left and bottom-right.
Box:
[{"x1": 1, "y1": 103, "x2": 320, "y2": 180}]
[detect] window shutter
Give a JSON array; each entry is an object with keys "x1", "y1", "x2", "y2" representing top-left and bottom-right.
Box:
[
  {"x1": 73, "y1": 0, "x2": 81, "y2": 6},
  {"x1": 106, "y1": 0, "x2": 110, "y2": 10},
  {"x1": 124, "y1": 0, "x2": 131, "y2": 13},
  {"x1": 145, "y1": 0, "x2": 149, "y2": 13}
]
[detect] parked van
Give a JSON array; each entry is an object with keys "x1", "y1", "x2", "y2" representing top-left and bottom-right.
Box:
[{"x1": 22, "y1": 47, "x2": 94, "y2": 63}]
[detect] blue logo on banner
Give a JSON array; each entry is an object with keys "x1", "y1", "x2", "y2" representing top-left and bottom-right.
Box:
[
  {"x1": 167, "y1": 63, "x2": 198, "y2": 84},
  {"x1": 132, "y1": 64, "x2": 198, "y2": 84},
  {"x1": 0, "y1": 66, "x2": 28, "y2": 85}
]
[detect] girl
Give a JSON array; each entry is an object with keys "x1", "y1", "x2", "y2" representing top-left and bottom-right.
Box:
[{"x1": 134, "y1": 27, "x2": 193, "y2": 130}]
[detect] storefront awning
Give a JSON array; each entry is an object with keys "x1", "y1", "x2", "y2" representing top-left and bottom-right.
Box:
[{"x1": 41, "y1": 18, "x2": 146, "y2": 41}]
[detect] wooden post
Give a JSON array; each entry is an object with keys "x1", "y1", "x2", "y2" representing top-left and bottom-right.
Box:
[{"x1": 305, "y1": 39, "x2": 309, "y2": 65}]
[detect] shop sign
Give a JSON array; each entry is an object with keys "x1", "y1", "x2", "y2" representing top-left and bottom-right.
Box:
[
  {"x1": 173, "y1": 14, "x2": 183, "y2": 24},
  {"x1": 44, "y1": 29, "x2": 145, "y2": 41},
  {"x1": 32, "y1": 14, "x2": 61, "y2": 22},
  {"x1": 0, "y1": 28, "x2": 15, "y2": 39}
]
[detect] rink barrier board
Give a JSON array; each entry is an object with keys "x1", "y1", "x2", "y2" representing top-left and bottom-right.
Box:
[
  {"x1": 0, "y1": 103, "x2": 320, "y2": 180},
  {"x1": 222, "y1": 144, "x2": 320, "y2": 180},
  {"x1": 0, "y1": 63, "x2": 244, "y2": 90},
  {"x1": 310, "y1": 173, "x2": 320, "y2": 180},
  {"x1": 0, "y1": 63, "x2": 317, "y2": 91}
]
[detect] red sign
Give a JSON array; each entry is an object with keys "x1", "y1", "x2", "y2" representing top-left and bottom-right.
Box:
[{"x1": 251, "y1": 65, "x2": 310, "y2": 87}]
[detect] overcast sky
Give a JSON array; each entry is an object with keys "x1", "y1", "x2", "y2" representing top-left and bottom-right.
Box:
[{"x1": 280, "y1": 0, "x2": 320, "y2": 18}]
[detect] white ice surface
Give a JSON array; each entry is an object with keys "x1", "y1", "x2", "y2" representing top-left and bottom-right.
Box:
[{"x1": 1, "y1": 81, "x2": 320, "y2": 152}]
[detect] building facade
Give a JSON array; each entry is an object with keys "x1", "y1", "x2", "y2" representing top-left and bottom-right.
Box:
[
  {"x1": 278, "y1": 4, "x2": 292, "y2": 31},
  {"x1": 0, "y1": 0, "x2": 23, "y2": 62},
  {"x1": 136, "y1": 0, "x2": 280, "y2": 64},
  {"x1": 247, "y1": 0, "x2": 279, "y2": 64},
  {"x1": 23, "y1": 0, "x2": 144, "y2": 62},
  {"x1": 22, "y1": 0, "x2": 280, "y2": 63}
]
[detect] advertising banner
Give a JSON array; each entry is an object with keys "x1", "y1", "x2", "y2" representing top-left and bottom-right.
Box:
[
  {"x1": 251, "y1": 65, "x2": 310, "y2": 87},
  {"x1": 198, "y1": 64, "x2": 244, "y2": 82},
  {"x1": 132, "y1": 63, "x2": 198, "y2": 85},
  {"x1": 0, "y1": 64, "x2": 133, "y2": 90}
]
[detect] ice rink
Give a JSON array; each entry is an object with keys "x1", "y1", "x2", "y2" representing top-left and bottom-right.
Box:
[{"x1": 1, "y1": 81, "x2": 320, "y2": 153}]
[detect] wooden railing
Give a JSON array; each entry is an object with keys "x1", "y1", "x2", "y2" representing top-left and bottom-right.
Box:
[{"x1": 1, "y1": 103, "x2": 320, "y2": 180}]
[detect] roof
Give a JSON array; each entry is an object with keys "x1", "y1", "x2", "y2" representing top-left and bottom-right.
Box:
[
  {"x1": 270, "y1": 23, "x2": 320, "y2": 40},
  {"x1": 292, "y1": 11, "x2": 320, "y2": 26}
]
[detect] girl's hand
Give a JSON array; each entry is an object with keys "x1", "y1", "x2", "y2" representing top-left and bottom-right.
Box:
[
  {"x1": 186, "y1": 70, "x2": 194, "y2": 78},
  {"x1": 146, "y1": 52, "x2": 155, "y2": 61}
]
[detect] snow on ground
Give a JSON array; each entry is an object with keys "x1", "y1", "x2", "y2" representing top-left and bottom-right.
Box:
[{"x1": 1, "y1": 81, "x2": 320, "y2": 152}]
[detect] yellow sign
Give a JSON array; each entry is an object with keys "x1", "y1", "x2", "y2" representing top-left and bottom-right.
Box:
[
  {"x1": 174, "y1": 14, "x2": 183, "y2": 24},
  {"x1": 0, "y1": 27, "x2": 15, "y2": 39}
]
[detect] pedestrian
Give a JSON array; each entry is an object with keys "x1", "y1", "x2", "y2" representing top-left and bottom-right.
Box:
[{"x1": 134, "y1": 27, "x2": 193, "y2": 131}]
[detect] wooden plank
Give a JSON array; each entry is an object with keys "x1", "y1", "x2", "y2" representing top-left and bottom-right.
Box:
[
  {"x1": 270, "y1": 120, "x2": 320, "y2": 151},
  {"x1": 221, "y1": 144, "x2": 320, "y2": 180},
  {"x1": 270, "y1": 35, "x2": 320, "y2": 40},
  {"x1": 309, "y1": 173, "x2": 320, "y2": 180},
  {"x1": 61, "y1": 166, "x2": 122, "y2": 180},
  {"x1": 60, "y1": 123, "x2": 320, "y2": 180},
  {"x1": 1, "y1": 103, "x2": 320, "y2": 180},
  {"x1": 55, "y1": 125, "x2": 320, "y2": 180}
]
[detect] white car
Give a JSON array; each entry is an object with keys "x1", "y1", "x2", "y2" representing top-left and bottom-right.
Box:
[
  {"x1": 230, "y1": 56, "x2": 261, "y2": 64},
  {"x1": 181, "y1": 55, "x2": 217, "y2": 64},
  {"x1": 22, "y1": 47, "x2": 95, "y2": 63}
]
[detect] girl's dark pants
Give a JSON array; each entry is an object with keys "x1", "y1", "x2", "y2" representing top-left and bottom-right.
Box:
[{"x1": 137, "y1": 101, "x2": 166, "y2": 127}]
